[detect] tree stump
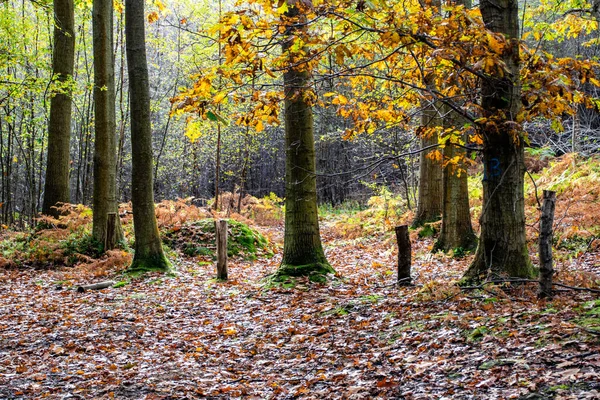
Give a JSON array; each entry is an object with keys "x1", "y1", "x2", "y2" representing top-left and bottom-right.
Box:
[
  {"x1": 395, "y1": 225, "x2": 412, "y2": 285},
  {"x1": 105, "y1": 212, "x2": 118, "y2": 250},
  {"x1": 215, "y1": 219, "x2": 228, "y2": 280},
  {"x1": 538, "y1": 190, "x2": 556, "y2": 299}
]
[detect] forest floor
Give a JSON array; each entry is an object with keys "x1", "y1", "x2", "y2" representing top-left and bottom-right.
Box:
[
  {"x1": 1, "y1": 155, "x2": 600, "y2": 399},
  {"x1": 0, "y1": 220, "x2": 599, "y2": 399}
]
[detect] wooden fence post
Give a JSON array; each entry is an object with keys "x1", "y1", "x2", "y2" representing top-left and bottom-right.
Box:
[
  {"x1": 216, "y1": 219, "x2": 228, "y2": 280},
  {"x1": 538, "y1": 190, "x2": 556, "y2": 299},
  {"x1": 395, "y1": 225, "x2": 412, "y2": 285}
]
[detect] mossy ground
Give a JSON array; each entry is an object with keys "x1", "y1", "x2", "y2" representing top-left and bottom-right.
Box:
[
  {"x1": 271, "y1": 262, "x2": 336, "y2": 285},
  {"x1": 162, "y1": 218, "x2": 272, "y2": 260},
  {"x1": 126, "y1": 253, "x2": 174, "y2": 277}
]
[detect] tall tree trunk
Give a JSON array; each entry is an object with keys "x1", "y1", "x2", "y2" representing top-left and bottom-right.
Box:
[
  {"x1": 277, "y1": 0, "x2": 333, "y2": 279},
  {"x1": 435, "y1": 0, "x2": 476, "y2": 253},
  {"x1": 125, "y1": 0, "x2": 170, "y2": 273},
  {"x1": 42, "y1": 0, "x2": 75, "y2": 217},
  {"x1": 92, "y1": 0, "x2": 124, "y2": 249},
  {"x1": 435, "y1": 130, "x2": 477, "y2": 252},
  {"x1": 413, "y1": 0, "x2": 442, "y2": 227},
  {"x1": 462, "y1": 0, "x2": 534, "y2": 281}
]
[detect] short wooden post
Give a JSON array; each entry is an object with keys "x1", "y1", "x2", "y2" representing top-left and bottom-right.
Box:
[
  {"x1": 395, "y1": 225, "x2": 412, "y2": 285},
  {"x1": 538, "y1": 190, "x2": 556, "y2": 299},
  {"x1": 215, "y1": 219, "x2": 228, "y2": 280},
  {"x1": 105, "y1": 212, "x2": 118, "y2": 250}
]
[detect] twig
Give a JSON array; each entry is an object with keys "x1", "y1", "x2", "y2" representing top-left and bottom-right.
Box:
[{"x1": 526, "y1": 170, "x2": 541, "y2": 209}]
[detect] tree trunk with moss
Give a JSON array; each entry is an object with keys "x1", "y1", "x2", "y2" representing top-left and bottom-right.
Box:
[
  {"x1": 125, "y1": 0, "x2": 170, "y2": 273},
  {"x1": 42, "y1": 0, "x2": 75, "y2": 217},
  {"x1": 92, "y1": 0, "x2": 123, "y2": 249},
  {"x1": 462, "y1": 0, "x2": 533, "y2": 282},
  {"x1": 277, "y1": 1, "x2": 333, "y2": 280}
]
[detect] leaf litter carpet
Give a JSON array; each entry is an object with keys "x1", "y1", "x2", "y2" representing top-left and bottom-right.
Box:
[{"x1": 1, "y1": 224, "x2": 599, "y2": 399}]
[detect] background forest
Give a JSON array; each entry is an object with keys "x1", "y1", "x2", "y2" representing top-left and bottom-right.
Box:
[{"x1": 2, "y1": 0, "x2": 597, "y2": 227}]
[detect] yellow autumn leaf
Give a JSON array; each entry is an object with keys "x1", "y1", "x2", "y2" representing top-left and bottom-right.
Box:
[
  {"x1": 223, "y1": 327, "x2": 238, "y2": 336},
  {"x1": 332, "y1": 94, "x2": 348, "y2": 105},
  {"x1": 487, "y1": 32, "x2": 504, "y2": 54},
  {"x1": 147, "y1": 11, "x2": 159, "y2": 23},
  {"x1": 255, "y1": 120, "x2": 264, "y2": 132},
  {"x1": 213, "y1": 92, "x2": 227, "y2": 104}
]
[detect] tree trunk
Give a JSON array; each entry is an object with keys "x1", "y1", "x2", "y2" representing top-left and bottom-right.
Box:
[
  {"x1": 538, "y1": 190, "x2": 556, "y2": 299},
  {"x1": 125, "y1": 0, "x2": 170, "y2": 273},
  {"x1": 463, "y1": 0, "x2": 534, "y2": 282},
  {"x1": 42, "y1": 0, "x2": 75, "y2": 217},
  {"x1": 277, "y1": 1, "x2": 333, "y2": 280},
  {"x1": 436, "y1": 132, "x2": 477, "y2": 252},
  {"x1": 435, "y1": 0, "x2": 476, "y2": 253},
  {"x1": 92, "y1": 0, "x2": 123, "y2": 249},
  {"x1": 413, "y1": 73, "x2": 443, "y2": 227}
]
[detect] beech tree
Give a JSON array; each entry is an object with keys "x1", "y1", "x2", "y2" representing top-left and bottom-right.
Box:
[
  {"x1": 125, "y1": 0, "x2": 171, "y2": 272},
  {"x1": 277, "y1": 0, "x2": 333, "y2": 279},
  {"x1": 42, "y1": 0, "x2": 75, "y2": 217},
  {"x1": 462, "y1": 0, "x2": 534, "y2": 281},
  {"x1": 92, "y1": 0, "x2": 123, "y2": 249},
  {"x1": 413, "y1": 0, "x2": 443, "y2": 228},
  {"x1": 435, "y1": 0, "x2": 477, "y2": 253}
]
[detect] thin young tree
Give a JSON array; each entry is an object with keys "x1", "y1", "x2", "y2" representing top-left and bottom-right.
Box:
[
  {"x1": 92, "y1": 0, "x2": 123, "y2": 249},
  {"x1": 125, "y1": 0, "x2": 171, "y2": 272},
  {"x1": 42, "y1": 0, "x2": 75, "y2": 217},
  {"x1": 462, "y1": 0, "x2": 534, "y2": 281},
  {"x1": 277, "y1": 0, "x2": 334, "y2": 280}
]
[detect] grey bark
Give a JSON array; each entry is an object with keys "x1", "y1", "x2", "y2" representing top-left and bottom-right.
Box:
[
  {"x1": 125, "y1": 0, "x2": 170, "y2": 272},
  {"x1": 463, "y1": 0, "x2": 534, "y2": 281},
  {"x1": 42, "y1": 0, "x2": 75, "y2": 216},
  {"x1": 92, "y1": 0, "x2": 123, "y2": 249}
]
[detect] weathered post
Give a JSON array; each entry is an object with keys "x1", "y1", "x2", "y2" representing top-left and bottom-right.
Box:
[
  {"x1": 105, "y1": 212, "x2": 118, "y2": 250},
  {"x1": 216, "y1": 219, "x2": 228, "y2": 280},
  {"x1": 395, "y1": 225, "x2": 412, "y2": 285},
  {"x1": 538, "y1": 190, "x2": 556, "y2": 299}
]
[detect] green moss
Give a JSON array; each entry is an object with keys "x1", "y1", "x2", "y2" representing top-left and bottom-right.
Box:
[
  {"x1": 163, "y1": 218, "x2": 271, "y2": 260},
  {"x1": 418, "y1": 223, "x2": 437, "y2": 238},
  {"x1": 269, "y1": 261, "x2": 335, "y2": 284},
  {"x1": 126, "y1": 253, "x2": 174, "y2": 277}
]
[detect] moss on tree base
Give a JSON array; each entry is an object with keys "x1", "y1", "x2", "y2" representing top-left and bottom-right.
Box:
[
  {"x1": 126, "y1": 253, "x2": 174, "y2": 277},
  {"x1": 274, "y1": 262, "x2": 335, "y2": 283}
]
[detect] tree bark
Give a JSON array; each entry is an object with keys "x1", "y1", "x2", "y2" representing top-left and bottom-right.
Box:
[
  {"x1": 125, "y1": 0, "x2": 170, "y2": 273},
  {"x1": 538, "y1": 190, "x2": 556, "y2": 299},
  {"x1": 436, "y1": 133, "x2": 477, "y2": 252},
  {"x1": 92, "y1": 0, "x2": 123, "y2": 249},
  {"x1": 463, "y1": 0, "x2": 534, "y2": 282},
  {"x1": 413, "y1": 74, "x2": 443, "y2": 227},
  {"x1": 395, "y1": 225, "x2": 412, "y2": 285},
  {"x1": 435, "y1": 0, "x2": 477, "y2": 253},
  {"x1": 42, "y1": 0, "x2": 75, "y2": 217},
  {"x1": 277, "y1": 1, "x2": 333, "y2": 279}
]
